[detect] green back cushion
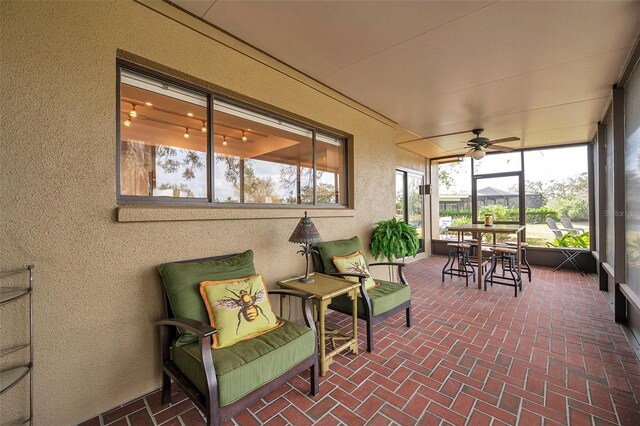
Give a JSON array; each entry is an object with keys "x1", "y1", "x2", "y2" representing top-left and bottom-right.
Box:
[
  {"x1": 316, "y1": 236, "x2": 367, "y2": 274},
  {"x1": 158, "y1": 250, "x2": 255, "y2": 345},
  {"x1": 200, "y1": 274, "x2": 282, "y2": 349}
]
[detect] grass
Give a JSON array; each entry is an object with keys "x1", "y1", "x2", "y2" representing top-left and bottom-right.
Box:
[{"x1": 439, "y1": 221, "x2": 589, "y2": 247}]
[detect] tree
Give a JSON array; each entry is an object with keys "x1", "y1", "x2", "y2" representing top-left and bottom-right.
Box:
[
  {"x1": 215, "y1": 155, "x2": 278, "y2": 202},
  {"x1": 438, "y1": 161, "x2": 462, "y2": 191},
  {"x1": 155, "y1": 145, "x2": 205, "y2": 197},
  {"x1": 279, "y1": 165, "x2": 337, "y2": 204}
]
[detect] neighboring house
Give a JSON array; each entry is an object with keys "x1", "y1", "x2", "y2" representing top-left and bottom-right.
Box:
[{"x1": 439, "y1": 186, "x2": 543, "y2": 211}]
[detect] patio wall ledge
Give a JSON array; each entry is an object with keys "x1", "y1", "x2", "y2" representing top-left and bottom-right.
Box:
[{"x1": 117, "y1": 206, "x2": 355, "y2": 223}]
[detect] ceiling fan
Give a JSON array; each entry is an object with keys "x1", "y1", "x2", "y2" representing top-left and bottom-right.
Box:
[{"x1": 461, "y1": 129, "x2": 520, "y2": 160}]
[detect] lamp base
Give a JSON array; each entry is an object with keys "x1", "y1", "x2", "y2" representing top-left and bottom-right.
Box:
[{"x1": 298, "y1": 276, "x2": 315, "y2": 284}]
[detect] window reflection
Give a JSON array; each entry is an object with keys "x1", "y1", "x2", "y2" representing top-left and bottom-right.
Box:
[
  {"x1": 120, "y1": 70, "x2": 207, "y2": 198},
  {"x1": 213, "y1": 101, "x2": 346, "y2": 205}
]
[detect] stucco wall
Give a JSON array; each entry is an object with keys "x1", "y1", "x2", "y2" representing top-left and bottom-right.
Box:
[{"x1": 0, "y1": 1, "x2": 427, "y2": 424}]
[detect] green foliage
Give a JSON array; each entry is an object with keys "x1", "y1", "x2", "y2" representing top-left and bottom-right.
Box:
[
  {"x1": 440, "y1": 206, "x2": 558, "y2": 224},
  {"x1": 547, "y1": 231, "x2": 590, "y2": 249},
  {"x1": 370, "y1": 218, "x2": 420, "y2": 262},
  {"x1": 550, "y1": 197, "x2": 588, "y2": 220},
  {"x1": 479, "y1": 205, "x2": 519, "y2": 221},
  {"x1": 439, "y1": 209, "x2": 472, "y2": 218},
  {"x1": 526, "y1": 207, "x2": 559, "y2": 223}
]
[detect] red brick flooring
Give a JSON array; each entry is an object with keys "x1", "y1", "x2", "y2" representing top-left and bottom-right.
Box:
[{"x1": 81, "y1": 256, "x2": 640, "y2": 425}]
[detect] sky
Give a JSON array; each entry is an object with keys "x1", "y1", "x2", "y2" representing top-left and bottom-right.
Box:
[{"x1": 440, "y1": 145, "x2": 589, "y2": 194}]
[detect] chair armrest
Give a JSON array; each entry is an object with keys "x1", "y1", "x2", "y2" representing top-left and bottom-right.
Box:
[
  {"x1": 368, "y1": 263, "x2": 409, "y2": 286},
  {"x1": 323, "y1": 273, "x2": 373, "y2": 315},
  {"x1": 325, "y1": 272, "x2": 369, "y2": 279},
  {"x1": 157, "y1": 317, "x2": 217, "y2": 338},
  {"x1": 369, "y1": 262, "x2": 407, "y2": 268}
]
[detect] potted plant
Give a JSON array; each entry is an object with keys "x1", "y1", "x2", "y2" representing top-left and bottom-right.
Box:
[{"x1": 370, "y1": 218, "x2": 420, "y2": 262}]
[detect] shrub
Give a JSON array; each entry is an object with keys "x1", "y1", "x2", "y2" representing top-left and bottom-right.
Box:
[
  {"x1": 550, "y1": 197, "x2": 588, "y2": 220},
  {"x1": 526, "y1": 207, "x2": 559, "y2": 223}
]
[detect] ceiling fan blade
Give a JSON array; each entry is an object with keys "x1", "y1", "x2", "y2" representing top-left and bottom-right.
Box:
[
  {"x1": 463, "y1": 148, "x2": 475, "y2": 157},
  {"x1": 485, "y1": 145, "x2": 514, "y2": 152},
  {"x1": 486, "y1": 137, "x2": 520, "y2": 145}
]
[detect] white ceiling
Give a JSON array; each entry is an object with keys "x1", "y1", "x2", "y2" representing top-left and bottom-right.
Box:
[{"x1": 171, "y1": 0, "x2": 640, "y2": 158}]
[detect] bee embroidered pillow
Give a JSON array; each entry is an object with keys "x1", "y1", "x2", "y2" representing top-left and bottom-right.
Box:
[
  {"x1": 332, "y1": 251, "x2": 379, "y2": 291},
  {"x1": 200, "y1": 274, "x2": 283, "y2": 349}
]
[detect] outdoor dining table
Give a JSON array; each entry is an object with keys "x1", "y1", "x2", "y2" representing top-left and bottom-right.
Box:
[{"x1": 446, "y1": 224, "x2": 526, "y2": 289}]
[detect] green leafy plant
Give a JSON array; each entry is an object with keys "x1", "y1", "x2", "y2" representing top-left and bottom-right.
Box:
[
  {"x1": 370, "y1": 218, "x2": 420, "y2": 262},
  {"x1": 547, "y1": 231, "x2": 590, "y2": 249}
]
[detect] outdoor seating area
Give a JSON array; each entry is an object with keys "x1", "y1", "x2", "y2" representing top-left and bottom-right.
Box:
[
  {"x1": 81, "y1": 257, "x2": 640, "y2": 425},
  {"x1": 2, "y1": 2, "x2": 639, "y2": 425}
]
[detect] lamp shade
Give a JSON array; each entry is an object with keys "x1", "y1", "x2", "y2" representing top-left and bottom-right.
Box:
[
  {"x1": 471, "y1": 147, "x2": 486, "y2": 160},
  {"x1": 289, "y1": 211, "x2": 321, "y2": 244}
]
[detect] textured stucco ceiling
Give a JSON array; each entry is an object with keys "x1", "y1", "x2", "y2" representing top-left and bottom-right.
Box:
[{"x1": 171, "y1": 0, "x2": 640, "y2": 157}]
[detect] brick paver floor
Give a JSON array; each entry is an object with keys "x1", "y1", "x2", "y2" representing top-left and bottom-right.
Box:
[{"x1": 81, "y1": 256, "x2": 640, "y2": 425}]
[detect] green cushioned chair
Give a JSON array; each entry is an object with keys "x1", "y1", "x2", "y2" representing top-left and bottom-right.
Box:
[
  {"x1": 157, "y1": 252, "x2": 319, "y2": 426},
  {"x1": 312, "y1": 236, "x2": 412, "y2": 352}
]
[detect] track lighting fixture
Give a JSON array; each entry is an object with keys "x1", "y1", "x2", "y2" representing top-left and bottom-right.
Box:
[
  {"x1": 145, "y1": 101, "x2": 153, "y2": 107},
  {"x1": 222, "y1": 136, "x2": 227, "y2": 146},
  {"x1": 202, "y1": 122, "x2": 207, "y2": 133},
  {"x1": 129, "y1": 105, "x2": 137, "y2": 118},
  {"x1": 187, "y1": 112, "x2": 193, "y2": 117},
  {"x1": 124, "y1": 115, "x2": 132, "y2": 127},
  {"x1": 184, "y1": 128, "x2": 190, "y2": 139},
  {"x1": 242, "y1": 131, "x2": 248, "y2": 142}
]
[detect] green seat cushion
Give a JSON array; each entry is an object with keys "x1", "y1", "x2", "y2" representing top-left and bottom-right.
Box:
[
  {"x1": 158, "y1": 251, "x2": 255, "y2": 345},
  {"x1": 173, "y1": 319, "x2": 315, "y2": 407},
  {"x1": 315, "y1": 236, "x2": 367, "y2": 275},
  {"x1": 329, "y1": 280, "x2": 410, "y2": 316}
]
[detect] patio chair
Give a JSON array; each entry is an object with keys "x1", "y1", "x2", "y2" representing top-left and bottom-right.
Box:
[
  {"x1": 311, "y1": 236, "x2": 411, "y2": 353},
  {"x1": 544, "y1": 220, "x2": 587, "y2": 276},
  {"x1": 545, "y1": 217, "x2": 572, "y2": 238},
  {"x1": 157, "y1": 251, "x2": 319, "y2": 426},
  {"x1": 560, "y1": 217, "x2": 585, "y2": 234}
]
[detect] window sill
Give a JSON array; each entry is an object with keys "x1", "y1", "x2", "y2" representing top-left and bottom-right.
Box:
[{"x1": 116, "y1": 206, "x2": 354, "y2": 223}]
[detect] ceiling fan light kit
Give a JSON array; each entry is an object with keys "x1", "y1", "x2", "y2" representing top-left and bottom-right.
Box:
[{"x1": 470, "y1": 146, "x2": 486, "y2": 160}]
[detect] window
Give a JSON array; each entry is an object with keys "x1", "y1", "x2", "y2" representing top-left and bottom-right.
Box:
[
  {"x1": 431, "y1": 157, "x2": 472, "y2": 239},
  {"x1": 119, "y1": 69, "x2": 208, "y2": 200},
  {"x1": 523, "y1": 146, "x2": 589, "y2": 247},
  {"x1": 117, "y1": 64, "x2": 348, "y2": 207},
  {"x1": 432, "y1": 146, "x2": 591, "y2": 248},
  {"x1": 396, "y1": 169, "x2": 425, "y2": 252}
]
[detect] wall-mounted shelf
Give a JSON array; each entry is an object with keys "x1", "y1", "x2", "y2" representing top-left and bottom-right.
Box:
[{"x1": 0, "y1": 265, "x2": 34, "y2": 424}]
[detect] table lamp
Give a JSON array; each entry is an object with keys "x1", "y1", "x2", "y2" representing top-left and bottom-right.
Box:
[{"x1": 289, "y1": 211, "x2": 322, "y2": 283}]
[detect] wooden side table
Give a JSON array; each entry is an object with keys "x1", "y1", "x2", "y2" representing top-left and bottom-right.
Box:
[{"x1": 277, "y1": 273, "x2": 358, "y2": 376}]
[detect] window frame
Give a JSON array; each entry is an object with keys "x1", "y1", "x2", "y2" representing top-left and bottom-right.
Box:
[
  {"x1": 431, "y1": 142, "x2": 592, "y2": 247},
  {"x1": 116, "y1": 60, "x2": 349, "y2": 208}
]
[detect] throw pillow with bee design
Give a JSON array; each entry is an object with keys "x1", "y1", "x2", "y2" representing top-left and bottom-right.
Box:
[
  {"x1": 332, "y1": 251, "x2": 380, "y2": 292},
  {"x1": 200, "y1": 274, "x2": 283, "y2": 348}
]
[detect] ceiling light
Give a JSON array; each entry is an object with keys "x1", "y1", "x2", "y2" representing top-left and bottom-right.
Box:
[
  {"x1": 201, "y1": 122, "x2": 207, "y2": 133},
  {"x1": 184, "y1": 128, "x2": 190, "y2": 139},
  {"x1": 242, "y1": 131, "x2": 248, "y2": 142},
  {"x1": 124, "y1": 115, "x2": 132, "y2": 127},
  {"x1": 145, "y1": 101, "x2": 153, "y2": 107},
  {"x1": 187, "y1": 112, "x2": 193, "y2": 117},
  {"x1": 129, "y1": 105, "x2": 137, "y2": 118},
  {"x1": 222, "y1": 136, "x2": 227, "y2": 146},
  {"x1": 471, "y1": 147, "x2": 486, "y2": 160}
]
